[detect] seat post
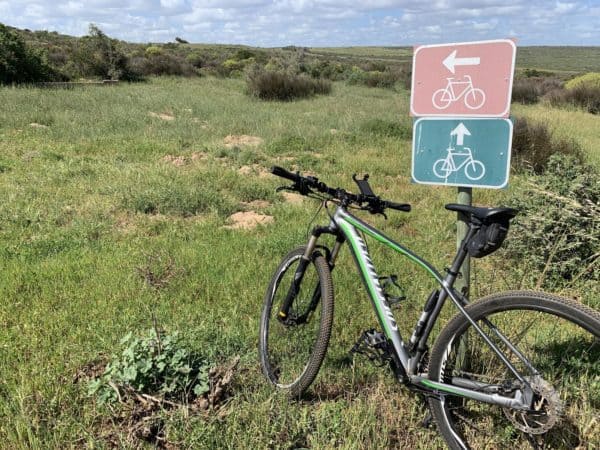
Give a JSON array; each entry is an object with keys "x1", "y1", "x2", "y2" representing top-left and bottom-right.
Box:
[{"x1": 445, "y1": 222, "x2": 477, "y2": 294}]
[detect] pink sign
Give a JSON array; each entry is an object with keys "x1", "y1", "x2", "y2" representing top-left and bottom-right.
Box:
[{"x1": 410, "y1": 39, "x2": 516, "y2": 117}]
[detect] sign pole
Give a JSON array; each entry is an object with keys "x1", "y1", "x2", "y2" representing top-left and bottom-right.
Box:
[{"x1": 455, "y1": 187, "x2": 471, "y2": 296}]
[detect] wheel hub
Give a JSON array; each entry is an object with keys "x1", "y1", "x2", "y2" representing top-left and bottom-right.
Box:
[{"x1": 503, "y1": 376, "x2": 563, "y2": 435}]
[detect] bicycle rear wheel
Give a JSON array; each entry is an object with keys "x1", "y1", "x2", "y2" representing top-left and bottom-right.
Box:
[
  {"x1": 428, "y1": 291, "x2": 600, "y2": 450},
  {"x1": 259, "y1": 246, "x2": 334, "y2": 396}
]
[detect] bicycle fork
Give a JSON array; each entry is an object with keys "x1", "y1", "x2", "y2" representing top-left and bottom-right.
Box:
[{"x1": 278, "y1": 223, "x2": 344, "y2": 322}]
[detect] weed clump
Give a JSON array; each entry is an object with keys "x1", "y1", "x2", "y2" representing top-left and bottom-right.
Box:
[
  {"x1": 88, "y1": 329, "x2": 210, "y2": 404},
  {"x1": 246, "y1": 67, "x2": 332, "y2": 101},
  {"x1": 511, "y1": 116, "x2": 582, "y2": 173}
]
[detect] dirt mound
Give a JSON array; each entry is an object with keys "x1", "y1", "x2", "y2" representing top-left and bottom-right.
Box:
[
  {"x1": 237, "y1": 165, "x2": 270, "y2": 178},
  {"x1": 161, "y1": 152, "x2": 208, "y2": 166},
  {"x1": 224, "y1": 211, "x2": 273, "y2": 230},
  {"x1": 282, "y1": 192, "x2": 304, "y2": 205},
  {"x1": 148, "y1": 112, "x2": 175, "y2": 121},
  {"x1": 223, "y1": 135, "x2": 263, "y2": 148}
]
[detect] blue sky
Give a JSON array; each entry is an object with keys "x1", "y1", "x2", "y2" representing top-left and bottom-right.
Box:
[{"x1": 1, "y1": 1, "x2": 599, "y2": 46}]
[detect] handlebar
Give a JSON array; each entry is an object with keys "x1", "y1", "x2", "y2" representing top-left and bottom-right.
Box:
[{"x1": 270, "y1": 165, "x2": 411, "y2": 215}]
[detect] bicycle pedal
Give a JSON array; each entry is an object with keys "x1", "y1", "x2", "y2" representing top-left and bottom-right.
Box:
[{"x1": 350, "y1": 329, "x2": 391, "y2": 366}]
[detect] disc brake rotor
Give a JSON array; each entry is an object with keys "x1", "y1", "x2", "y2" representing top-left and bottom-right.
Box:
[{"x1": 503, "y1": 376, "x2": 563, "y2": 435}]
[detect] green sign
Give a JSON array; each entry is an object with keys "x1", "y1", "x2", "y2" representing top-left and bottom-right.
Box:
[{"x1": 412, "y1": 118, "x2": 513, "y2": 189}]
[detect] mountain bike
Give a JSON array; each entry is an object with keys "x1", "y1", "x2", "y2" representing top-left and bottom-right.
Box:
[
  {"x1": 258, "y1": 166, "x2": 599, "y2": 449},
  {"x1": 433, "y1": 146, "x2": 485, "y2": 181},
  {"x1": 432, "y1": 75, "x2": 486, "y2": 110}
]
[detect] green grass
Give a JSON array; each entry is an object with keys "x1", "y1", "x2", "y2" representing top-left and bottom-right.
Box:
[{"x1": 0, "y1": 77, "x2": 597, "y2": 448}]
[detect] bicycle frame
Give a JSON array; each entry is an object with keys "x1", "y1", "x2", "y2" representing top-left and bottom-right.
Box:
[{"x1": 299, "y1": 205, "x2": 536, "y2": 410}]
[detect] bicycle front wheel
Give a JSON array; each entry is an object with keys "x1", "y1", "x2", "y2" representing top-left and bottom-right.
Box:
[
  {"x1": 428, "y1": 291, "x2": 600, "y2": 450},
  {"x1": 259, "y1": 246, "x2": 334, "y2": 396}
]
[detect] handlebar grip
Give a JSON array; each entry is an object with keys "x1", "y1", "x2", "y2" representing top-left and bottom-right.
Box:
[
  {"x1": 385, "y1": 201, "x2": 411, "y2": 212},
  {"x1": 271, "y1": 165, "x2": 298, "y2": 182}
]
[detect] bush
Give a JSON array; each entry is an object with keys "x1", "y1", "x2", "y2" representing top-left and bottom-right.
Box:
[
  {"x1": 130, "y1": 53, "x2": 197, "y2": 77},
  {"x1": 562, "y1": 85, "x2": 600, "y2": 114},
  {"x1": 512, "y1": 79, "x2": 540, "y2": 104},
  {"x1": 506, "y1": 154, "x2": 600, "y2": 287},
  {"x1": 246, "y1": 67, "x2": 332, "y2": 101},
  {"x1": 0, "y1": 23, "x2": 55, "y2": 84},
  {"x1": 564, "y1": 72, "x2": 600, "y2": 90},
  {"x1": 71, "y1": 24, "x2": 140, "y2": 80},
  {"x1": 512, "y1": 77, "x2": 564, "y2": 105},
  {"x1": 511, "y1": 116, "x2": 582, "y2": 173}
]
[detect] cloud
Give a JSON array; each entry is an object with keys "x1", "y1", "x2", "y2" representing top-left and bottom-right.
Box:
[{"x1": 0, "y1": 0, "x2": 597, "y2": 45}]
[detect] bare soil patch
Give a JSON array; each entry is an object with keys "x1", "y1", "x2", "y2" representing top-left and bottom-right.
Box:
[
  {"x1": 148, "y1": 112, "x2": 175, "y2": 121},
  {"x1": 282, "y1": 192, "x2": 304, "y2": 204},
  {"x1": 161, "y1": 154, "x2": 187, "y2": 166},
  {"x1": 240, "y1": 200, "x2": 271, "y2": 209},
  {"x1": 224, "y1": 211, "x2": 274, "y2": 230},
  {"x1": 223, "y1": 135, "x2": 263, "y2": 148},
  {"x1": 237, "y1": 164, "x2": 270, "y2": 178},
  {"x1": 29, "y1": 122, "x2": 49, "y2": 129}
]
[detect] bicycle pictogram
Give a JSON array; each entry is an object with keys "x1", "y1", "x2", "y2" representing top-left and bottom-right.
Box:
[
  {"x1": 432, "y1": 75, "x2": 486, "y2": 110},
  {"x1": 432, "y1": 146, "x2": 485, "y2": 181}
]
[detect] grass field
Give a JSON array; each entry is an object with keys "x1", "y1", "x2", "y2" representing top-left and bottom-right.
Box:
[{"x1": 0, "y1": 75, "x2": 598, "y2": 448}]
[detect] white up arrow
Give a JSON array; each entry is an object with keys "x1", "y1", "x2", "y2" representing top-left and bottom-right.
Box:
[
  {"x1": 451, "y1": 123, "x2": 471, "y2": 146},
  {"x1": 443, "y1": 50, "x2": 480, "y2": 74}
]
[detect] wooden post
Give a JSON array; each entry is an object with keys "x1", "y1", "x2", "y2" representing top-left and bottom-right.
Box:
[{"x1": 455, "y1": 187, "x2": 472, "y2": 296}]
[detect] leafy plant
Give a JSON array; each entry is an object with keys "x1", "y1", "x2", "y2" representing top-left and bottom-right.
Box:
[{"x1": 88, "y1": 329, "x2": 210, "y2": 404}]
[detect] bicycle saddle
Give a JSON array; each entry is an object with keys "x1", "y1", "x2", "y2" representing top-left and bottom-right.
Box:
[{"x1": 445, "y1": 204, "x2": 518, "y2": 222}]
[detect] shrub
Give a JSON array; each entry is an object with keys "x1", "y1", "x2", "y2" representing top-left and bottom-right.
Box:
[
  {"x1": 130, "y1": 53, "x2": 197, "y2": 77},
  {"x1": 71, "y1": 24, "x2": 141, "y2": 80},
  {"x1": 511, "y1": 116, "x2": 582, "y2": 173},
  {"x1": 512, "y1": 79, "x2": 540, "y2": 104},
  {"x1": 512, "y1": 77, "x2": 564, "y2": 105},
  {"x1": 562, "y1": 85, "x2": 600, "y2": 114},
  {"x1": 0, "y1": 23, "x2": 55, "y2": 84},
  {"x1": 506, "y1": 154, "x2": 600, "y2": 287},
  {"x1": 564, "y1": 72, "x2": 600, "y2": 90},
  {"x1": 246, "y1": 67, "x2": 332, "y2": 101},
  {"x1": 88, "y1": 329, "x2": 210, "y2": 404}
]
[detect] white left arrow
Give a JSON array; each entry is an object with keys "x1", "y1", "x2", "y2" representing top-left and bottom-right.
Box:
[
  {"x1": 443, "y1": 50, "x2": 480, "y2": 74},
  {"x1": 451, "y1": 123, "x2": 471, "y2": 146}
]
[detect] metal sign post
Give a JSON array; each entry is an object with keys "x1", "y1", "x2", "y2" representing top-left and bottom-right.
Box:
[{"x1": 455, "y1": 187, "x2": 471, "y2": 296}]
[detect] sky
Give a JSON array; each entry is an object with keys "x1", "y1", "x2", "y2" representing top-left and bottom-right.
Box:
[{"x1": 1, "y1": 1, "x2": 599, "y2": 46}]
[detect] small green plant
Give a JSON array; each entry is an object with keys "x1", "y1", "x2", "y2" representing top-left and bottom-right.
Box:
[{"x1": 88, "y1": 329, "x2": 210, "y2": 404}]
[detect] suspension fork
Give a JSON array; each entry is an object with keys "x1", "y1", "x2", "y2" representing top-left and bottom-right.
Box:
[{"x1": 278, "y1": 224, "x2": 344, "y2": 320}]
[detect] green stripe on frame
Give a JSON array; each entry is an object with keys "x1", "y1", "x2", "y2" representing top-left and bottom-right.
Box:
[
  {"x1": 337, "y1": 220, "x2": 395, "y2": 338},
  {"x1": 342, "y1": 214, "x2": 443, "y2": 283}
]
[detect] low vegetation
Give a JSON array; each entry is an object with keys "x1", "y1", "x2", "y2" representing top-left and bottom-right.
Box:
[{"x1": 1, "y1": 34, "x2": 599, "y2": 448}]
